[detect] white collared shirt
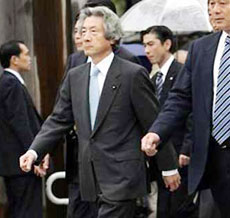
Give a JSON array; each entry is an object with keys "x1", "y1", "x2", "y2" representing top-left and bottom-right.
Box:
[
  {"x1": 86, "y1": 56, "x2": 92, "y2": 63},
  {"x1": 212, "y1": 31, "x2": 229, "y2": 115},
  {"x1": 4, "y1": 68, "x2": 25, "y2": 85},
  {"x1": 90, "y1": 52, "x2": 114, "y2": 95},
  {"x1": 159, "y1": 55, "x2": 174, "y2": 83}
]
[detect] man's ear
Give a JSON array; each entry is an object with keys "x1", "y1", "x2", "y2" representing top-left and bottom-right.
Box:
[
  {"x1": 164, "y1": 39, "x2": 172, "y2": 52},
  {"x1": 10, "y1": 55, "x2": 18, "y2": 66}
]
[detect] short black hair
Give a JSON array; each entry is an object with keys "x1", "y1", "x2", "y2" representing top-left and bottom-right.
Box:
[
  {"x1": 0, "y1": 40, "x2": 24, "y2": 68},
  {"x1": 84, "y1": 0, "x2": 117, "y2": 14},
  {"x1": 141, "y1": 25, "x2": 175, "y2": 53}
]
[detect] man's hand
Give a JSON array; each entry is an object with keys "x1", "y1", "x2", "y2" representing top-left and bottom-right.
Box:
[
  {"x1": 34, "y1": 154, "x2": 50, "y2": 177},
  {"x1": 179, "y1": 154, "x2": 190, "y2": 167},
  {"x1": 19, "y1": 151, "x2": 36, "y2": 172},
  {"x1": 141, "y1": 132, "x2": 160, "y2": 156},
  {"x1": 163, "y1": 173, "x2": 181, "y2": 192}
]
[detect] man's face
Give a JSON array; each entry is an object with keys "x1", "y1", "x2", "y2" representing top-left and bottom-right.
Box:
[
  {"x1": 74, "y1": 20, "x2": 83, "y2": 51},
  {"x1": 143, "y1": 33, "x2": 170, "y2": 67},
  {"x1": 81, "y1": 16, "x2": 112, "y2": 63},
  {"x1": 209, "y1": 0, "x2": 230, "y2": 32},
  {"x1": 14, "y1": 43, "x2": 31, "y2": 72}
]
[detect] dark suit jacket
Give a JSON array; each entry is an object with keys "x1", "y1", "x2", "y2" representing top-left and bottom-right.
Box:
[
  {"x1": 30, "y1": 56, "x2": 161, "y2": 201},
  {"x1": 0, "y1": 70, "x2": 42, "y2": 176},
  {"x1": 64, "y1": 47, "x2": 140, "y2": 183},
  {"x1": 65, "y1": 50, "x2": 178, "y2": 184},
  {"x1": 152, "y1": 60, "x2": 192, "y2": 155},
  {"x1": 150, "y1": 32, "x2": 222, "y2": 194}
]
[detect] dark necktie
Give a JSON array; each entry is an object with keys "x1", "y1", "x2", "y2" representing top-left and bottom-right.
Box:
[
  {"x1": 155, "y1": 71, "x2": 163, "y2": 99},
  {"x1": 89, "y1": 66, "x2": 100, "y2": 130},
  {"x1": 212, "y1": 35, "x2": 230, "y2": 144}
]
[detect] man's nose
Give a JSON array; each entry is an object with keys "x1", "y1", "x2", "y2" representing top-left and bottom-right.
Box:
[
  {"x1": 83, "y1": 31, "x2": 91, "y2": 41},
  {"x1": 212, "y1": 3, "x2": 221, "y2": 14},
  {"x1": 145, "y1": 46, "x2": 150, "y2": 54}
]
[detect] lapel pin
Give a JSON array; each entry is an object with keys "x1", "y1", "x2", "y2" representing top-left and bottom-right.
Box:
[
  {"x1": 112, "y1": 85, "x2": 117, "y2": 90},
  {"x1": 169, "y1": 77, "x2": 173, "y2": 80}
]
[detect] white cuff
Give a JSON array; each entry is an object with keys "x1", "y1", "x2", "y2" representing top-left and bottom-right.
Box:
[
  {"x1": 162, "y1": 169, "x2": 178, "y2": 176},
  {"x1": 28, "y1": 149, "x2": 38, "y2": 160}
]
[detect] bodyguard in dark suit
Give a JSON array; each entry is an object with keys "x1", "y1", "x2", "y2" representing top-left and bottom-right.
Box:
[
  {"x1": 142, "y1": 26, "x2": 197, "y2": 218},
  {"x1": 0, "y1": 40, "x2": 47, "y2": 218},
  {"x1": 20, "y1": 7, "x2": 180, "y2": 218},
  {"x1": 141, "y1": 1, "x2": 230, "y2": 217}
]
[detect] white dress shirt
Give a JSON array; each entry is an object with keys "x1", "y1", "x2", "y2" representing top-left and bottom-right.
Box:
[
  {"x1": 90, "y1": 52, "x2": 114, "y2": 95},
  {"x1": 159, "y1": 55, "x2": 174, "y2": 83}
]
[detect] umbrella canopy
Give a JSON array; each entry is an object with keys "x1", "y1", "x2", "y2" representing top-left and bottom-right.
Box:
[{"x1": 120, "y1": 0, "x2": 212, "y2": 33}]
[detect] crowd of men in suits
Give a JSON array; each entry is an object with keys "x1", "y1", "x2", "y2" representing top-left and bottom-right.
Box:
[{"x1": 0, "y1": 0, "x2": 229, "y2": 217}]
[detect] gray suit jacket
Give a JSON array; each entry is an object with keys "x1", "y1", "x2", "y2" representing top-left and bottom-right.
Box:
[{"x1": 31, "y1": 56, "x2": 160, "y2": 201}]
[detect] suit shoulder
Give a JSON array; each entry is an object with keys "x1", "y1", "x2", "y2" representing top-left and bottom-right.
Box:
[
  {"x1": 172, "y1": 59, "x2": 183, "y2": 70},
  {"x1": 192, "y1": 32, "x2": 221, "y2": 46},
  {"x1": 66, "y1": 51, "x2": 87, "y2": 71},
  {"x1": 68, "y1": 62, "x2": 90, "y2": 77},
  {"x1": 114, "y1": 56, "x2": 149, "y2": 79},
  {"x1": 115, "y1": 46, "x2": 140, "y2": 64},
  {"x1": 69, "y1": 51, "x2": 85, "y2": 60},
  {"x1": 0, "y1": 73, "x2": 22, "y2": 98},
  {"x1": 0, "y1": 72, "x2": 20, "y2": 88},
  {"x1": 115, "y1": 55, "x2": 146, "y2": 72}
]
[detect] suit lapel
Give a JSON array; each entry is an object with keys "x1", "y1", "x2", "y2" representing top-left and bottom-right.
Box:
[
  {"x1": 75, "y1": 63, "x2": 91, "y2": 134},
  {"x1": 91, "y1": 57, "x2": 121, "y2": 136},
  {"x1": 201, "y1": 32, "x2": 221, "y2": 116},
  {"x1": 21, "y1": 85, "x2": 43, "y2": 124},
  {"x1": 162, "y1": 60, "x2": 178, "y2": 93}
]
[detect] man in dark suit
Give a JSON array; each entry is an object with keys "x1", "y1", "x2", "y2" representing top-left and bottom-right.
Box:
[
  {"x1": 141, "y1": 25, "x2": 197, "y2": 218},
  {"x1": 141, "y1": 1, "x2": 230, "y2": 217},
  {"x1": 64, "y1": 4, "x2": 141, "y2": 218},
  {"x1": 0, "y1": 40, "x2": 49, "y2": 218},
  {"x1": 20, "y1": 7, "x2": 180, "y2": 218}
]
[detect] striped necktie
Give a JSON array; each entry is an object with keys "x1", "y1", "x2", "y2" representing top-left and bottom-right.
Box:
[
  {"x1": 212, "y1": 35, "x2": 230, "y2": 145},
  {"x1": 155, "y1": 71, "x2": 163, "y2": 99},
  {"x1": 89, "y1": 66, "x2": 100, "y2": 130}
]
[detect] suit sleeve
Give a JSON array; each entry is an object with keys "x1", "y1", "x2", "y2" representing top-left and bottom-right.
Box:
[
  {"x1": 180, "y1": 113, "x2": 193, "y2": 156},
  {"x1": 30, "y1": 72, "x2": 75, "y2": 162},
  {"x1": 149, "y1": 42, "x2": 194, "y2": 146},
  {"x1": 130, "y1": 67, "x2": 159, "y2": 132},
  {"x1": 130, "y1": 67, "x2": 178, "y2": 170},
  {"x1": 3, "y1": 79, "x2": 35, "y2": 151}
]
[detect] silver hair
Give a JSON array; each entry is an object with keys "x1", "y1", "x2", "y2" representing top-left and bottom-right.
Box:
[{"x1": 78, "y1": 6, "x2": 123, "y2": 43}]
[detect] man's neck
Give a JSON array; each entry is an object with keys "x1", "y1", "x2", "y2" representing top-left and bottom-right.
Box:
[
  {"x1": 8, "y1": 66, "x2": 20, "y2": 73},
  {"x1": 159, "y1": 52, "x2": 171, "y2": 69},
  {"x1": 91, "y1": 50, "x2": 112, "y2": 65}
]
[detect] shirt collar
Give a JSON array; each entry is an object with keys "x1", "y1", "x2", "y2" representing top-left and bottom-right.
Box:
[
  {"x1": 91, "y1": 52, "x2": 114, "y2": 77},
  {"x1": 160, "y1": 55, "x2": 174, "y2": 77},
  {"x1": 86, "y1": 56, "x2": 92, "y2": 63},
  {"x1": 4, "y1": 68, "x2": 25, "y2": 85}
]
